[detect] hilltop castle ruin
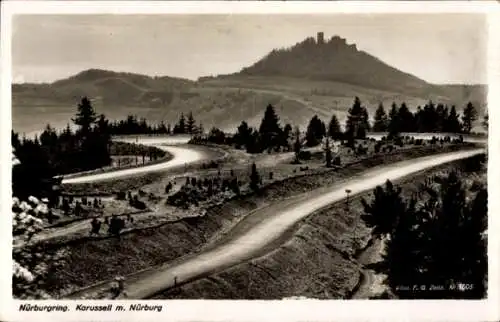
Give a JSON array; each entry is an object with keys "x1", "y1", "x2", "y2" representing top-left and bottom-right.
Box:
[{"x1": 316, "y1": 32, "x2": 357, "y2": 51}]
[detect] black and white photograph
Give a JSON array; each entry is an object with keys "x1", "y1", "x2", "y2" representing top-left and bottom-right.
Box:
[{"x1": 1, "y1": 1, "x2": 499, "y2": 321}]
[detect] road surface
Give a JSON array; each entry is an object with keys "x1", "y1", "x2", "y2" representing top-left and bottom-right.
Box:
[
  {"x1": 61, "y1": 136, "x2": 203, "y2": 184},
  {"x1": 61, "y1": 133, "x2": 486, "y2": 185},
  {"x1": 72, "y1": 148, "x2": 482, "y2": 299}
]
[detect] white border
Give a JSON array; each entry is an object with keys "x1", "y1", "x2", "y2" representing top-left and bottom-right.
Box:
[{"x1": 1, "y1": 2, "x2": 499, "y2": 322}]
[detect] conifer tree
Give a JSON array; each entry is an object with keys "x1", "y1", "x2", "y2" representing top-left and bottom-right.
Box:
[
  {"x1": 445, "y1": 106, "x2": 462, "y2": 133},
  {"x1": 373, "y1": 103, "x2": 388, "y2": 132},
  {"x1": 259, "y1": 104, "x2": 282, "y2": 150},
  {"x1": 72, "y1": 97, "x2": 96, "y2": 137},
  {"x1": 398, "y1": 102, "x2": 415, "y2": 132},
  {"x1": 345, "y1": 97, "x2": 362, "y2": 138},
  {"x1": 305, "y1": 115, "x2": 325, "y2": 147},
  {"x1": 462, "y1": 102, "x2": 478, "y2": 133},
  {"x1": 361, "y1": 180, "x2": 406, "y2": 238},
  {"x1": 361, "y1": 108, "x2": 371, "y2": 133},
  {"x1": 174, "y1": 113, "x2": 186, "y2": 134},
  {"x1": 388, "y1": 103, "x2": 400, "y2": 139},
  {"x1": 328, "y1": 114, "x2": 342, "y2": 140},
  {"x1": 186, "y1": 111, "x2": 196, "y2": 134},
  {"x1": 235, "y1": 121, "x2": 252, "y2": 149}
]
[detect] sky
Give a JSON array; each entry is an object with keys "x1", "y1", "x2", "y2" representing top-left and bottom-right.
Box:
[{"x1": 12, "y1": 14, "x2": 487, "y2": 84}]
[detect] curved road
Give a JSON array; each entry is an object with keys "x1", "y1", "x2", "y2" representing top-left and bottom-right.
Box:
[
  {"x1": 61, "y1": 136, "x2": 204, "y2": 185},
  {"x1": 61, "y1": 133, "x2": 486, "y2": 186},
  {"x1": 103, "y1": 148, "x2": 483, "y2": 299}
]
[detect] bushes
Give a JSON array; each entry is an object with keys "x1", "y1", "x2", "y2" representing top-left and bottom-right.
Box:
[
  {"x1": 298, "y1": 151, "x2": 312, "y2": 161},
  {"x1": 461, "y1": 154, "x2": 486, "y2": 173},
  {"x1": 356, "y1": 144, "x2": 368, "y2": 156},
  {"x1": 394, "y1": 136, "x2": 404, "y2": 147},
  {"x1": 129, "y1": 195, "x2": 147, "y2": 210},
  {"x1": 115, "y1": 191, "x2": 126, "y2": 200},
  {"x1": 201, "y1": 161, "x2": 220, "y2": 169},
  {"x1": 363, "y1": 169, "x2": 488, "y2": 299}
]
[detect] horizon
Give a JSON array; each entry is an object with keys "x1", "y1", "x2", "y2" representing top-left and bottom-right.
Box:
[{"x1": 12, "y1": 14, "x2": 487, "y2": 85}]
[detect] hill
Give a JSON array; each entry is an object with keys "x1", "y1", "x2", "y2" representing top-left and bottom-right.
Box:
[{"x1": 12, "y1": 35, "x2": 487, "y2": 135}]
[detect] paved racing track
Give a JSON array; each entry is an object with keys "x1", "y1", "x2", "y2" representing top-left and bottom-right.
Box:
[
  {"x1": 61, "y1": 136, "x2": 203, "y2": 185},
  {"x1": 61, "y1": 133, "x2": 486, "y2": 185},
  {"x1": 115, "y1": 148, "x2": 485, "y2": 299}
]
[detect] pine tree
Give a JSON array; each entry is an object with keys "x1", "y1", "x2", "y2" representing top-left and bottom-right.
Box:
[
  {"x1": 305, "y1": 115, "x2": 324, "y2": 147},
  {"x1": 398, "y1": 102, "x2": 415, "y2": 132},
  {"x1": 385, "y1": 197, "x2": 423, "y2": 298},
  {"x1": 373, "y1": 103, "x2": 388, "y2": 132},
  {"x1": 235, "y1": 121, "x2": 252, "y2": 149},
  {"x1": 249, "y1": 163, "x2": 260, "y2": 192},
  {"x1": 259, "y1": 104, "x2": 282, "y2": 151},
  {"x1": 39, "y1": 124, "x2": 57, "y2": 147},
  {"x1": 462, "y1": 102, "x2": 478, "y2": 134},
  {"x1": 95, "y1": 114, "x2": 111, "y2": 166},
  {"x1": 382, "y1": 171, "x2": 487, "y2": 299},
  {"x1": 186, "y1": 111, "x2": 196, "y2": 134},
  {"x1": 175, "y1": 113, "x2": 186, "y2": 134},
  {"x1": 445, "y1": 106, "x2": 462, "y2": 133},
  {"x1": 72, "y1": 97, "x2": 97, "y2": 137},
  {"x1": 361, "y1": 180, "x2": 406, "y2": 238},
  {"x1": 328, "y1": 114, "x2": 342, "y2": 140},
  {"x1": 345, "y1": 97, "x2": 367, "y2": 145},
  {"x1": 388, "y1": 103, "x2": 400, "y2": 139},
  {"x1": 361, "y1": 107, "x2": 371, "y2": 133}
]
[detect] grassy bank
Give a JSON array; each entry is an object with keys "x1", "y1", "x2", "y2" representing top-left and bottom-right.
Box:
[{"x1": 30, "y1": 144, "x2": 479, "y2": 298}]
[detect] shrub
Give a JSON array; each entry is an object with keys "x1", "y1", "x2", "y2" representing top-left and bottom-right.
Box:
[
  {"x1": 394, "y1": 136, "x2": 404, "y2": 147},
  {"x1": 129, "y1": 195, "x2": 146, "y2": 210},
  {"x1": 356, "y1": 144, "x2": 368, "y2": 156},
  {"x1": 298, "y1": 151, "x2": 312, "y2": 160}
]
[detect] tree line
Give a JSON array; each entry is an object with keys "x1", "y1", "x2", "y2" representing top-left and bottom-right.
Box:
[
  {"x1": 107, "y1": 111, "x2": 203, "y2": 136},
  {"x1": 361, "y1": 155, "x2": 487, "y2": 299},
  {"x1": 374, "y1": 101, "x2": 479, "y2": 136},
  {"x1": 12, "y1": 97, "x2": 112, "y2": 200},
  {"x1": 194, "y1": 97, "x2": 481, "y2": 153}
]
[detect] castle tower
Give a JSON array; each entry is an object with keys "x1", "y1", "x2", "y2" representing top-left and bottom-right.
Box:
[{"x1": 317, "y1": 32, "x2": 324, "y2": 45}]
